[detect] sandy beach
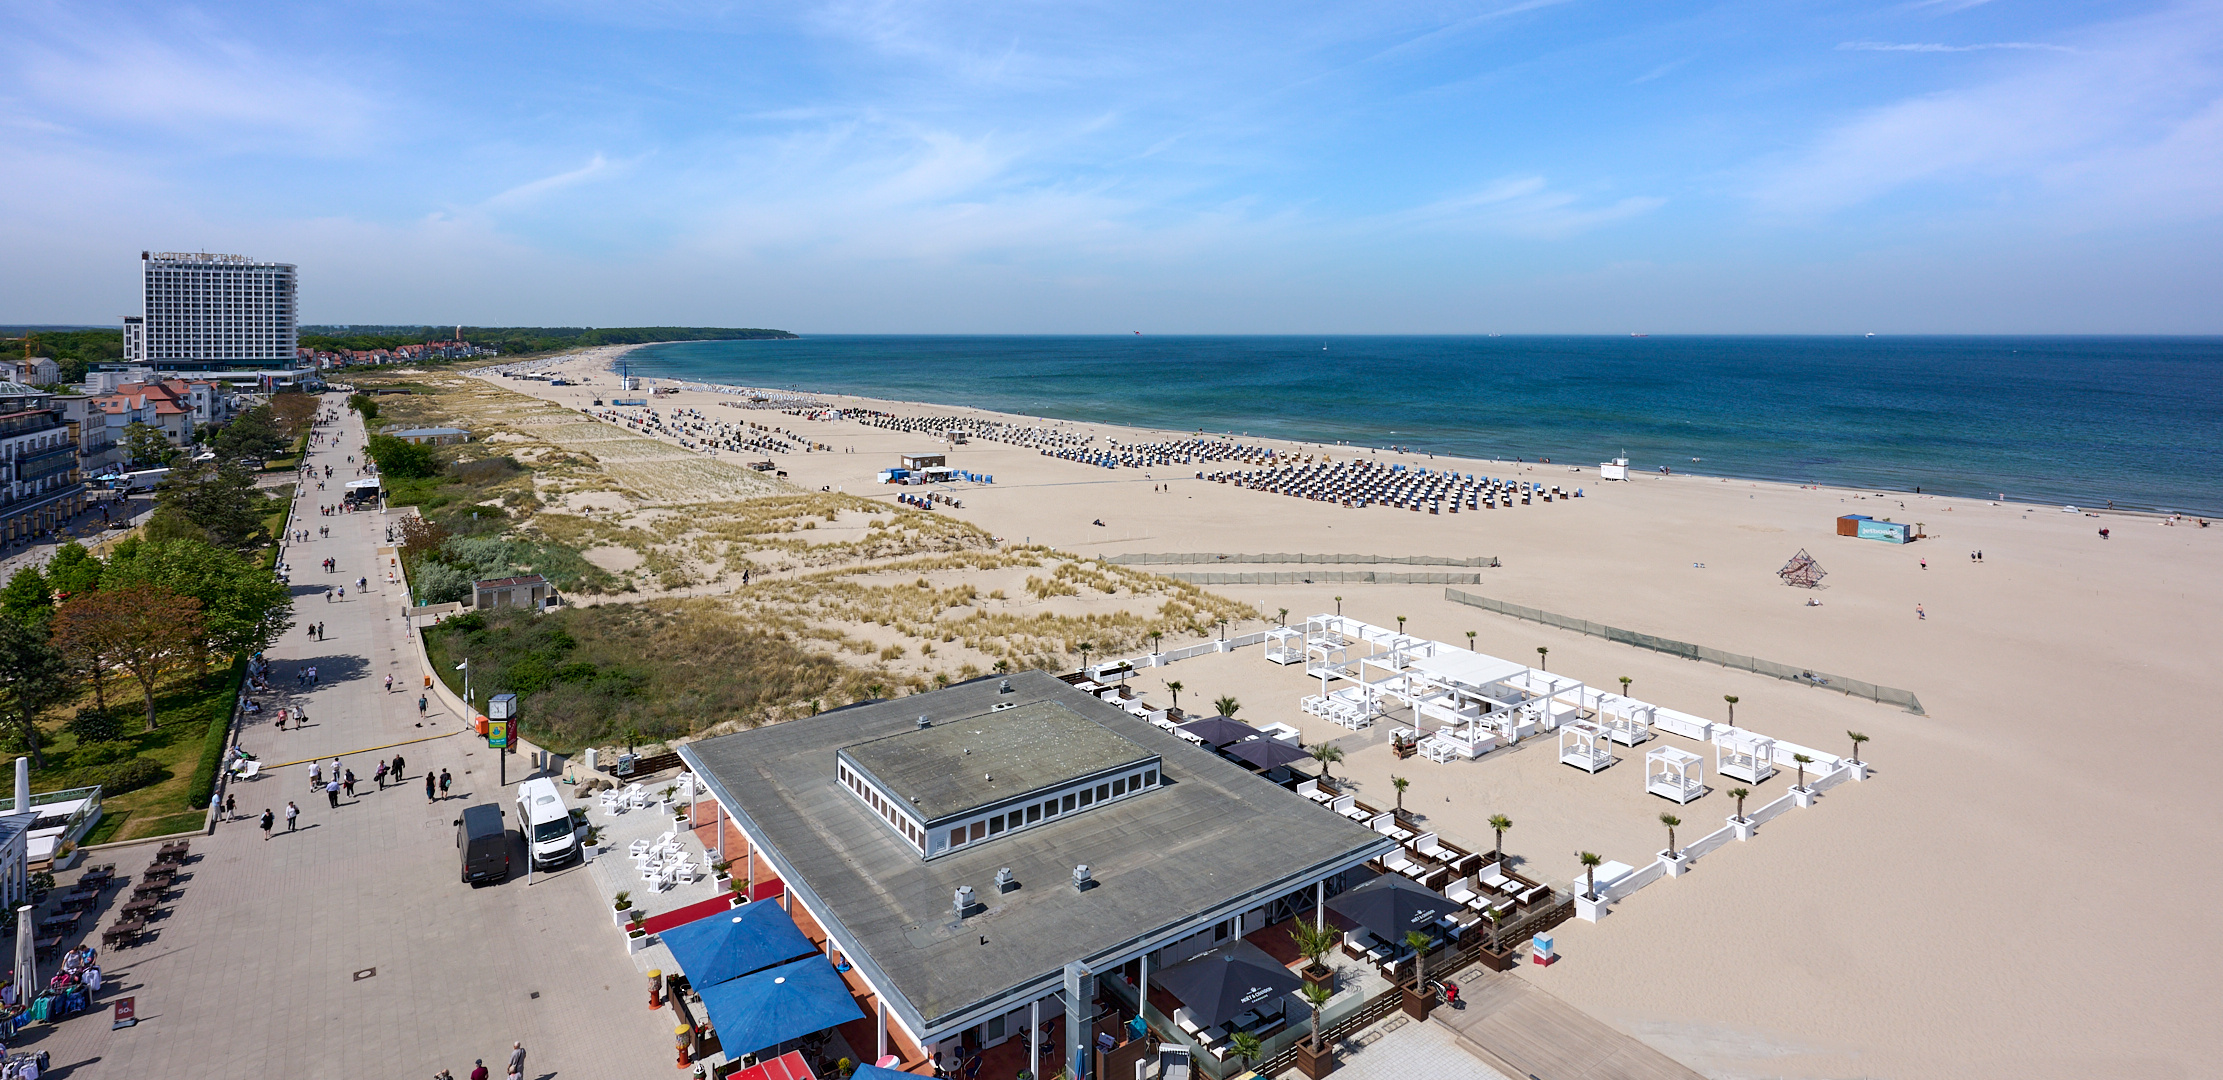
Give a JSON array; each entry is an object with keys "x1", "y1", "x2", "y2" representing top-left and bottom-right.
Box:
[{"x1": 451, "y1": 345, "x2": 2222, "y2": 1079}]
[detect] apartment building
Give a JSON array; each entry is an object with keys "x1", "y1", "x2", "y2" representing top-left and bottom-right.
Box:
[
  {"x1": 134, "y1": 251, "x2": 298, "y2": 369},
  {"x1": 0, "y1": 383, "x2": 86, "y2": 542}
]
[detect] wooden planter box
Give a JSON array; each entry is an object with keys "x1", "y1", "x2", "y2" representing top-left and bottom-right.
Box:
[
  {"x1": 1401, "y1": 986, "x2": 1434, "y2": 1021},
  {"x1": 1302, "y1": 964, "x2": 1334, "y2": 991},
  {"x1": 1295, "y1": 1040, "x2": 1337, "y2": 1079},
  {"x1": 1473, "y1": 945, "x2": 1516, "y2": 972}
]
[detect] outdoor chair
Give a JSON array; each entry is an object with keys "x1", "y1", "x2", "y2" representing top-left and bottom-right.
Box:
[
  {"x1": 1479, "y1": 866, "x2": 1511, "y2": 892},
  {"x1": 1444, "y1": 878, "x2": 1477, "y2": 904},
  {"x1": 629, "y1": 838, "x2": 654, "y2": 858},
  {"x1": 1380, "y1": 849, "x2": 1413, "y2": 874},
  {"x1": 601, "y1": 790, "x2": 625, "y2": 813}
]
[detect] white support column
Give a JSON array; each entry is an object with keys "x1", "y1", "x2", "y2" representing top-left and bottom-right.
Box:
[
  {"x1": 878, "y1": 999, "x2": 888, "y2": 1063},
  {"x1": 1316, "y1": 880, "x2": 1325, "y2": 930},
  {"x1": 1030, "y1": 999, "x2": 1041, "y2": 1080}
]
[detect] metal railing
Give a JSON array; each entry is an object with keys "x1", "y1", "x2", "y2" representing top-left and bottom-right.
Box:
[
  {"x1": 1443, "y1": 588, "x2": 1926, "y2": 715},
  {"x1": 1165, "y1": 571, "x2": 1485, "y2": 585},
  {"x1": 1111, "y1": 553, "x2": 1499, "y2": 567}
]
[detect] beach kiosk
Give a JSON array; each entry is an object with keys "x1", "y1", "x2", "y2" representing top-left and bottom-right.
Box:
[
  {"x1": 1716, "y1": 733, "x2": 1777, "y2": 784},
  {"x1": 1645, "y1": 747, "x2": 1705, "y2": 804},
  {"x1": 1559, "y1": 721, "x2": 1615, "y2": 773}
]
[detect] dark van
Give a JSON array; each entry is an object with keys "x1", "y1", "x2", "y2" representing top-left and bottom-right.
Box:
[{"x1": 456, "y1": 803, "x2": 510, "y2": 884}]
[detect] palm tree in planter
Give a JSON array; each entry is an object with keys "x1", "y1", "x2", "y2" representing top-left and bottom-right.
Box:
[
  {"x1": 1213, "y1": 694, "x2": 1241, "y2": 718},
  {"x1": 1793, "y1": 753, "x2": 1814, "y2": 791},
  {"x1": 1483, "y1": 906, "x2": 1505, "y2": 955},
  {"x1": 1847, "y1": 730, "x2": 1869, "y2": 764},
  {"x1": 1487, "y1": 814, "x2": 1512, "y2": 866},
  {"x1": 1465, "y1": 631, "x2": 1476, "y2": 650},
  {"x1": 1618, "y1": 675, "x2": 1631, "y2": 697},
  {"x1": 1577, "y1": 851, "x2": 1603, "y2": 900},
  {"x1": 1288, "y1": 919, "x2": 1339, "y2": 987},
  {"x1": 1076, "y1": 641, "x2": 1093, "y2": 674},
  {"x1": 1395, "y1": 615, "x2": 1407, "y2": 634},
  {"x1": 1300, "y1": 982, "x2": 1335, "y2": 1060},
  {"x1": 1334, "y1": 595, "x2": 1343, "y2": 616},
  {"x1": 1659, "y1": 813, "x2": 1681, "y2": 858},
  {"x1": 1310, "y1": 743, "x2": 1345, "y2": 783},
  {"x1": 1228, "y1": 1031, "x2": 1263, "y2": 1075},
  {"x1": 1723, "y1": 694, "x2": 1738, "y2": 725},
  {"x1": 1403, "y1": 929, "x2": 1435, "y2": 1005},
  {"x1": 1391, "y1": 776, "x2": 1410, "y2": 817},
  {"x1": 1536, "y1": 646, "x2": 1548, "y2": 671},
  {"x1": 1727, "y1": 787, "x2": 1750, "y2": 822},
  {"x1": 1166, "y1": 680, "x2": 1183, "y2": 710},
  {"x1": 1278, "y1": 607, "x2": 1290, "y2": 627}
]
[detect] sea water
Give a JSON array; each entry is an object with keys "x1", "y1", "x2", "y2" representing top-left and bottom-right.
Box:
[{"x1": 624, "y1": 336, "x2": 2223, "y2": 515}]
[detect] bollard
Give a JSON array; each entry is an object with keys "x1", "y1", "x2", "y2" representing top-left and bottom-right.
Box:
[
  {"x1": 675, "y1": 1023, "x2": 693, "y2": 1068},
  {"x1": 649, "y1": 968, "x2": 665, "y2": 1010}
]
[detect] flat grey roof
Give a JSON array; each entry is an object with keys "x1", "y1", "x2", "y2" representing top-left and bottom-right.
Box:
[
  {"x1": 684, "y1": 670, "x2": 1392, "y2": 1036},
  {"x1": 839, "y1": 700, "x2": 1154, "y2": 823}
]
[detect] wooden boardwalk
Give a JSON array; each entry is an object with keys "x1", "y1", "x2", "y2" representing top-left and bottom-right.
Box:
[{"x1": 1433, "y1": 970, "x2": 1706, "y2": 1080}]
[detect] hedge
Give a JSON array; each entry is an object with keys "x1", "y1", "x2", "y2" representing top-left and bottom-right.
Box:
[{"x1": 186, "y1": 657, "x2": 247, "y2": 810}]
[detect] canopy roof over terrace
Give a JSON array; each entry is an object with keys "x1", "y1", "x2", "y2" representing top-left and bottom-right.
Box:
[{"x1": 1403, "y1": 651, "x2": 1529, "y2": 692}]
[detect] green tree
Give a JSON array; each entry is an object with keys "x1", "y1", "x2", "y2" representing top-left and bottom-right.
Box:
[
  {"x1": 1287, "y1": 919, "x2": 1338, "y2": 978},
  {"x1": 1227, "y1": 1032, "x2": 1262, "y2": 1074},
  {"x1": 1618, "y1": 675, "x2": 1631, "y2": 696},
  {"x1": 104, "y1": 537, "x2": 295, "y2": 671},
  {"x1": 1727, "y1": 787, "x2": 1750, "y2": 822},
  {"x1": 1300, "y1": 983, "x2": 1334, "y2": 1054},
  {"x1": 1309, "y1": 742, "x2": 1343, "y2": 780},
  {"x1": 1487, "y1": 814, "x2": 1512, "y2": 865},
  {"x1": 1404, "y1": 929, "x2": 1435, "y2": 997},
  {"x1": 1660, "y1": 813, "x2": 1681, "y2": 857},
  {"x1": 43, "y1": 542, "x2": 103, "y2": 601},
  {"x1": 348, "y1": 393, "x2": 379, "y2": 421},
  {"x1": 92, "y1": 584, "x2": 203, "y2": 731},
  {"x1": 1212, "y1": 694, "x2": 1240, "y2": 718},
  {"x1": 1847, "y1": 731, "x2": 1869, "y2": 764},
  {"x1": 1723, "y1": 694, "x2": 1739, "y2": 725},
  {"x1": 1391, "y1": 775, "x2": 1409, "y2": 813},
  {"x1": 1578, "y1": 850, "x2": 1603, "y2": 899},
  {"x1": 366, "y1": 434, "x2": 437, "y2": 479},
  {"x1": 0, "y1": 615, "x2": 71, "y2": 767},
  {"x1": 153, "y1": 461, "x2": 272, "y2": 551},
  {"x1": 1, "y1": 566, "x2": 50, "y2": 625},
  {"x1": 1164, "y1": 680, "x2": 1182, "y2": 709},
  {"x1": 1792, "y1": 753, "x2": 1813, "y2": 791},
  {"x1": 1536, "y1": 646, "x2": 1548, "y2": 671},
  {"x1": 122, "y1": 421, "x2": 179, "y2": 467}
]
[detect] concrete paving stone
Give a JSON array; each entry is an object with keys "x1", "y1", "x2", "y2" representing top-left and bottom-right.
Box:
[{"x1": 19, "y1": 399, "x2": 676, "y2": 1080}]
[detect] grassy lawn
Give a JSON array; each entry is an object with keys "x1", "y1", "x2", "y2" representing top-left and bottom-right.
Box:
[{"x1": 33, "y1": 670, "x2": 238, "y2": 845}]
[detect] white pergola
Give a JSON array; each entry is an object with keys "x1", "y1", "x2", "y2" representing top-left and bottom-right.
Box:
[
  {"x1": 1559, "y1": 720, "x2": 1615, "y2": 773},
  {"x1": 1264, "y1": 626, "x2": 1304, "y2": 665},
  {"x1": 1645, "y1": 746, "x2": 1705, "y2": 803},
  {"x1": 1716, "y1": 733, "x2": 1778, "y2": 784},
  {"x1": 1597, "y1": 695, "x2": 1655, "y2": 746}
]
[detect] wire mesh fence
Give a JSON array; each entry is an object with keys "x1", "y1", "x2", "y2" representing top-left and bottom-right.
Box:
[
  {"x1": 1443, "y1": 588, "x2": 1925, "y2": 715},
  {"x1": 1110, "y1": 552, "x2": 1500, "y2": 567}
]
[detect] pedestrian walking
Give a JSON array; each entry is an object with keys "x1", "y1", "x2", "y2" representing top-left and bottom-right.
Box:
[
  {"x1": 439, "y1": 768, "x2": 452, "y2": 798},
  {"x1": 393, "y1": 753, "x2": 406, "y2": 779},
  {"x1": 426, "y1": 771, "x2": 437, "y2": 802},
  {"x1": 1917, "y1": 603, "x2": 1926, "y2": 620},
  {"x1": 285, "y1": 802, "x2": 299, "y2": 831},
  {"x1": 343, "y1": 770, "x2": 357, "y2": 797},
  {"x1": 326, "y1": 780, "x2": 341, "y2": 808},
  {"x1": 224, "y1": 793, "x2": 236, "y2": 820},
  {"x1": 309, "y1": 761, "x2": 323, "y2": 791},
  {"x1": 507, "y1": 1042, "x2": 526, "y2": 1080},
  {"x1": 375, "y1": 762, "x2": 388, "y2": 788},
  {"x1": 260, "y1": 808, "x2": 275, "y2": 839},
  {"x1": 418, "y1": 694, "x2": 428, "y2": 715},
  {"x1": 386, "y1": 674, "x2": 394, "y2": 693},
  {"x1": 470, "y1": 1061, "x2": 488, "y2": 1080}
]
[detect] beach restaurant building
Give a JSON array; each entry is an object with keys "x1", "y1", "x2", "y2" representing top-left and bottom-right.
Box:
[{"x1": 681, "y1": 671, "x2": 1392, "y2": 1076}]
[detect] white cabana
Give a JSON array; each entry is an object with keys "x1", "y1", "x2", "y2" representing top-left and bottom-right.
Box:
[
  {"x1": 1264, "y1": 626, "x2": 1304, "y2": 665},
  {"x1": 1716, "y1": 733, "x2": 1777, "y2": 784},
  {"x1": 1559, "y1": 721, "x2": 1615, "y2": 773},
  {"x1": 1597, "y1": 696, "x2": 1655, "y2": 746},
  {"x1": 1645, "y1": 746, "x2": 1705, "y2": 803}
]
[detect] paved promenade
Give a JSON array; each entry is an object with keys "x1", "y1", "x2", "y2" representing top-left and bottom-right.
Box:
[{"x1": 28, "y1": 397, "x2": 674, "y2": 1080}]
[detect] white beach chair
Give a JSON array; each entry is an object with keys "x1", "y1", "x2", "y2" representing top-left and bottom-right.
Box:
[
  {"x1": 1381, "y1": 848, "x2": 1413, "y2": 874},
  {"x1": 1479, "y1": 865, "x2": 1511, "y2": 892},
  {"x1": 626, "y1": 784, "x2": 650, "y2": 810},
  {"x1": 1444, "y1": 878, "x2": 1477, "y2": 905},
  {"x1": 629, "y1": 837, "x2": 653, "y2": 858}
]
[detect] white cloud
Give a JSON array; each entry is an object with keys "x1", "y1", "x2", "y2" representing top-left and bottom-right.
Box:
[
  {"x1": 1757, "y1": 4, "x2": 2223, "y2": 219},
  {"x1": 1838, "y1": 41, "x2": 2074, "y2": 53},
  {"x1": 484, "y1": 155, "x2": 617, "y2": 207},
  {"x1": 1396, "y1": 176, "x2": 1664, "y2": 238}
]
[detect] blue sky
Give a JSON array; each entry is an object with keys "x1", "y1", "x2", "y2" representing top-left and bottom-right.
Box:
[{"x1": 4, "y1": 0, "x2": 2220, "y2": 332}]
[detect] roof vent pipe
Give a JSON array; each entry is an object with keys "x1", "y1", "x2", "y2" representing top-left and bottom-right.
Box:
[
  {"x1": 954, "y1": 885, "x2": 976, "y2": 918},
  {"x1": 995, "y1": 867, "x2": 1017, "y2": 893},
  {"x1": 918, "y1": 715, "x2": 932, "y2": 729},
  {"x1": 1073, "y1": 864, "x2": 1093, "y2": 890}
]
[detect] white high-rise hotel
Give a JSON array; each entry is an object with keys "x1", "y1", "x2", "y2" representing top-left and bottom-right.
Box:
[{"x1": 125, "y1": 251, "x2": 297, "y2": 369}]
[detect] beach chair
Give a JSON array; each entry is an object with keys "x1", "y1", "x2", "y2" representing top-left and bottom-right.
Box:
[
  {"x1": 625, "y1": 784, "x2": 649, "y2": 810},
  {"x1": 601, "y1": 790, "x2": 625, "y2": 813},
  {"x1": 1444, "y1": 878, "x2": 1477, "y2": 905},
  {"x1": 1380, "y1": 848, "x2": 1413, "y2": 874},
  {"x1": 1479, "y1": 865, "x2": 1511, "y2": 892},
  {"x1": 1295, "y1": 778, "x2": 1319, "y2": 801},
  {"x1": 629, "y1": 837, "x2": 654, "y2": 858},
  {"x1": 1412, "y1": 833, "x2": 1447, "y2": 861}
]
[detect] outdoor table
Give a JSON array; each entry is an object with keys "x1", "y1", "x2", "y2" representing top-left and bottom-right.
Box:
[
  {"x1": 120, "y1": 897, "x2": 159, "y2": 919},
  {"x1": 36, "y1": 911, "x2": 81, "y2": 933},
  {"x1": 57, "y1": 893, "x2": 98, "y2": 913},
  {"x1": 131, "y1": 882, "x2": 169, "y2": 902},
  {"x1": 32, "y1": 935, "x2": 62, "y2": 959},
  {"x1": 140, "y1": 867, "x2": 177, "y2": 884},
  {"x1": 100, "y1": 920, "x2": 143, "y2": 948}
]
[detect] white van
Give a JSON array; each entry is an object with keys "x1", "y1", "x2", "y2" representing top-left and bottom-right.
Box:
[{"x1": 516, "y1": 777, "x2": 581, "y2": 869}]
